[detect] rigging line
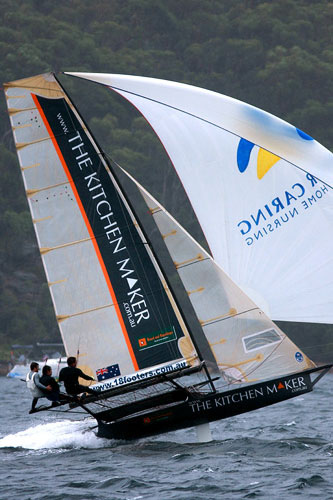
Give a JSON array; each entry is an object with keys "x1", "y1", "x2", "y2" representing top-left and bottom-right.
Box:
[
  {"x1": 107, "y1": 84, "x2": 333, "y2": 191},
  {"x1": 59, "y1": 409, "x2": 87, "y2": 414},
  {"x1": 244, "y1": 335, "x2": 286, "y2": 378},
  {"x1": 175, "y1": 256, "x2": 210, "y2": 270},
  {"x1": 202, "y1": 307, "x2": 260, "y2": 326},
  {"x1": 55, "y1": 356, "x2": 62, "y2": 379}
]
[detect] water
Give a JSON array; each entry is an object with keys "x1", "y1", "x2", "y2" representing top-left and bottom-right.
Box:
[{"x1": 0, "y1": 375, "x2": 332, "y2": 500}]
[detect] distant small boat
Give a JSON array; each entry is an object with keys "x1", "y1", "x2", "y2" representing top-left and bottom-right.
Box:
[
  {"x1": 7, "y1": 358, "x2": 67, "y2": 379},
  {"x1": 4, "y1": 72, "x2": 332, "y2": 440}
]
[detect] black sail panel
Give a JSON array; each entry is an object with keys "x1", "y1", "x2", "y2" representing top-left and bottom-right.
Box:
[{"x1": 33, "y1": 93, "x2": 188, "y2": 370}]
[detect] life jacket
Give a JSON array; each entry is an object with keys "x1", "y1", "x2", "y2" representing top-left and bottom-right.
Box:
[{"x1": 26, "y1": 371, "x2": 44, "y2": 397}]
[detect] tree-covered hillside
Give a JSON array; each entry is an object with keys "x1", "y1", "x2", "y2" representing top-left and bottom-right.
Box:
[{"x1": 0, "y1": 0, "x2": 332, "y2": 362}]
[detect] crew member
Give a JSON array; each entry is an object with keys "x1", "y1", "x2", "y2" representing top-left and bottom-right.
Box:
[
  {"x1": 59, "y1": 356, "x2": 97, "y2": 396},
  {"x1": 26, "y1": 362, "x2": 52, "y2": 413},
  {"x1": 39, "y1": 365, "x2": 71, "y2": 407}
]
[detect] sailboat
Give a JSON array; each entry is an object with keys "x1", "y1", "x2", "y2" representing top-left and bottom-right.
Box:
[{"x1": 4, "y1": 72, "x2": 332, "y2": 440}]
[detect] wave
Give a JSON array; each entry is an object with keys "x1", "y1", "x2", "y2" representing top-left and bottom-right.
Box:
[{"x1": 0, "y1": 418, "x2": 112, "y2": 450}]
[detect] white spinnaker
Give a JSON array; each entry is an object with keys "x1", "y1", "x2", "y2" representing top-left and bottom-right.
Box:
[
  {"x1": 4, "y1": 73, "x2": 195, "y2": 382},
  {"x1": 119, "y1": 167, "x2": 315, "y2": 383},
  {"x1": 66, "y1": 73, "x2": 333, "y2": 324}
]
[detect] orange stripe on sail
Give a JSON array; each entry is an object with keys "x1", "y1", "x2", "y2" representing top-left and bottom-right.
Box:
[{"x1": 31, "y1": 93, "x2": 139, "y2": 371}]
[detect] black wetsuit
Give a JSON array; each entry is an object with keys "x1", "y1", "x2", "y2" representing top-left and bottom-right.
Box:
[
  {"x1": 39, "y1": 374, "x2": 60, "y2": 392},
  {"x1": 59, "y1": 366, "x2": 96, "y2": 395},
  {"x1": 39, "y1": 374, "x2": 70, "y2": 402}
]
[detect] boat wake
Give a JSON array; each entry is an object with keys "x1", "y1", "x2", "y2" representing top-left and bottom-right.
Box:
[{"x1": 0, "y1": 418, "x2": 112, "y2": 450}]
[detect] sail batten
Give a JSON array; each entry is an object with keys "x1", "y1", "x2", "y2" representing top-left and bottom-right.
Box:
[
  {"x1": 26, "y1": 180, "x2": 69, "y2": 196},
  {"x1": 56, "y1": 303, "x2": 113, "y2": 321},
  {"x1": 8, "y1": 107, "x2": 37, "y2": 114},
  {"x1": 39, "y1": 236, "x2": 92, "y2": 254},
  {"x1": 22, "y1": 163, "x2": 41, "y2": 171}
]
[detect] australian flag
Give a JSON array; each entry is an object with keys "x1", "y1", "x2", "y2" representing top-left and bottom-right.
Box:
[{"x1": 96, "y1": 364, "x2": 121, "y2": 381}]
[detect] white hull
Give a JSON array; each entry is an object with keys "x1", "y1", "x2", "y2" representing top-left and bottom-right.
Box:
[{"x1": 7, "y1": 359, "x2": 66, "y2": 379}]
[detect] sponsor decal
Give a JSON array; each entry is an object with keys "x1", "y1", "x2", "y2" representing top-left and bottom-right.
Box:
[
  {"x1": 138, "y1": 327, "x2": 177, "y2": 351},
  {"x1": 295, "y1": 352, "x2": 304, "y2": 363},
  {"x1": 93, "y1": 360, "x2": 188, "y2": 392},
  {"x1": 236, "y1": 172, "x2": 329, "y2": 246},
  {"x1": 188, "y1": 375, "x2": 309, "y2": 414},
  {"x1": 96, "y1": 364, "x2": 121, "y2": 381},
  {"x1": 143, "y1": 412, "x2": 172, "y2": 424}
]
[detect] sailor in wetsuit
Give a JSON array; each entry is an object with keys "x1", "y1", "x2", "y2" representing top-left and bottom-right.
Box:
[
  {"x1": 59, "y1": 356, "x2": 97, "y2": 396},
  {"x1": 39, "y1": 365, "x2": 71, "y2": 406}
]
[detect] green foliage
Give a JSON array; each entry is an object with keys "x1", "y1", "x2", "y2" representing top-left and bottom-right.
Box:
[
  {"x1": 0, "y1": 211, "x2": 32, "y2": 262},
  {"x1": 0, "y1": 0, "x2": 332, "y2": 361}
]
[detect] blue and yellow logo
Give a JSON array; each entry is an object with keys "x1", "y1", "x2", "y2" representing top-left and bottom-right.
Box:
[
  {"x1": 237, "y1": 128, "x2": 313, "y2": 179},
  {"x1": 237, "y1": 138, "x2": 280, "y2": 179}
]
